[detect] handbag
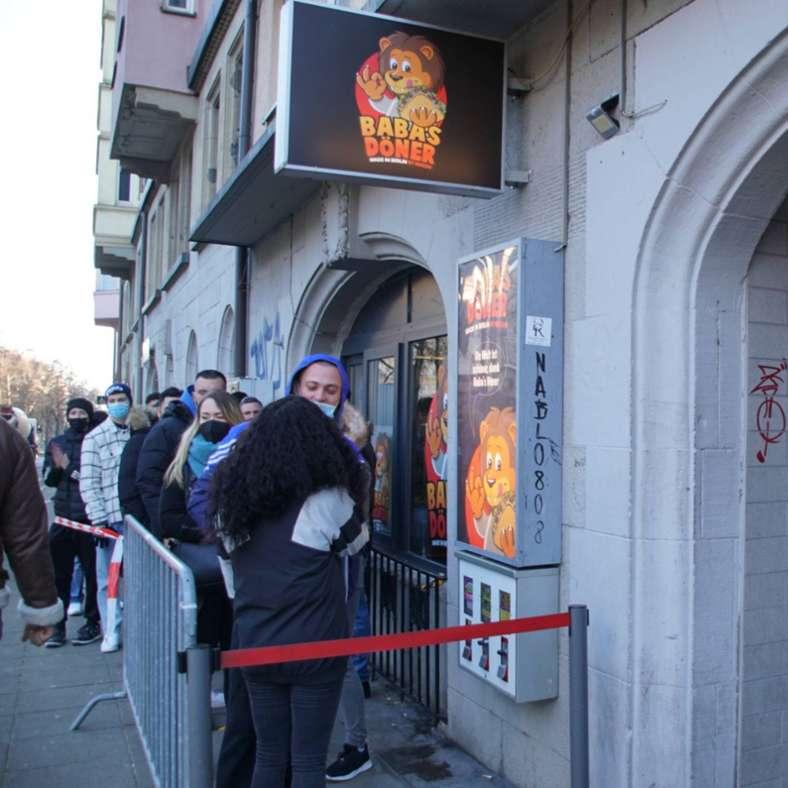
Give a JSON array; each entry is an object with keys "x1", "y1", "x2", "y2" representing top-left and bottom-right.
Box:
[{"x1": 170, "y1": 541, "x2": 224, "y2": 591}]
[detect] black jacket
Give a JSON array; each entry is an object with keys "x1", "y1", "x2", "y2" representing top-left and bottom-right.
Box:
[
  {"x1": 118, "y1": 427, "x2": 151, "y2": 527},
  {"x1": 231, "y1": 488, "x2": 368, "y2": 683},
  {"x1": 136, "y1": 400, "x2": 193, "y2": 536},
  {"x1": 159, "y1": 465, "x2": 203, "y2": 543},
  {"x1": 44, "y1": 427, "x2": 89, "y2": 523}
]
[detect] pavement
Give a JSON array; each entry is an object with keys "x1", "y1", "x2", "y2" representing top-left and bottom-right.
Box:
[{"x1": 0, "y1": 463, "x2": 513, "y2": 787}]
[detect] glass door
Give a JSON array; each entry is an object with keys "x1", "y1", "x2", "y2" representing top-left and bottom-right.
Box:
[{"x1": 366, "y1": 351, "x2": 397, "y2": 540}]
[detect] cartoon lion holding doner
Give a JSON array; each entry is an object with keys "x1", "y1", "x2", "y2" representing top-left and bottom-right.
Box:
[
  {"x1": 465, "y1": 406, "x2": 516, "y2": 558},
  {"x1": 356, "y1": 32, "x2": 447, "y2": 128}
]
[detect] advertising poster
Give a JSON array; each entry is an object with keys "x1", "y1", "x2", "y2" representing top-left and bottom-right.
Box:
[
  {"x1": 457, "y1": 245, "x2": 518, "y2": 559},
  {"x1": 424, "y1": 364, "x2": 448, "y2": 557},
  {"x1": 276, "y1": 0, "x2": 505, "y2": 196}
]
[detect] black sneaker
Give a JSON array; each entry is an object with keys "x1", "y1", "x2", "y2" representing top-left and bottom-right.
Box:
[
  {"x1": 326, "y1": 744, "x2": 372, "y2": 782},
  {"x1": 362, "y1": 680, "x2": 371, "y2": 699},
  {"x1": 44, "y1": 625, "x2": 66, "y2": 648},
  {"x1": 72, "y1": 622, "x2": 101, "y2": 645}
]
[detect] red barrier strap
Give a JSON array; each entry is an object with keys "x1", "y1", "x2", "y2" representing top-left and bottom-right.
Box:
[
  {"x1": 54, "y1": 516, "x2": 120, "y2": 540},
  {"x1": 220, "y1": 611, "x2": 570, "y2": 670}
]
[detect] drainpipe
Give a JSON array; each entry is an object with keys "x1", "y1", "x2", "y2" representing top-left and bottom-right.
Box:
[
  {"x1": 233, "y1": 0, "x2": 257, "y2": 379},
  {"x1": 115, "y1": 280, "x2": 124, "y2": 381},
  {"x1": 136, "y1": 212, "x2": 147, "y2": 397}
]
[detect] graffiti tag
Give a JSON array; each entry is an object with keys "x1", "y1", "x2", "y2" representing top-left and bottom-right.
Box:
[
  {"x1": 250, "y1": 311, "x2": 283, "y2": 394},
  {"x1": 751, "y1": 360, "x2": 787, "y2": 463}
]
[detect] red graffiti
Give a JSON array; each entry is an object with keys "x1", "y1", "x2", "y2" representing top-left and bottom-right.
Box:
[{"x1": 751, "y1": 361, "x2": 788, "y2": 463}]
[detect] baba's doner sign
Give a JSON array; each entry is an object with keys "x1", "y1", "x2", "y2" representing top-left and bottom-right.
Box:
[{"x1": 275, "y1": 0, "x2": 506, "y2": 197}]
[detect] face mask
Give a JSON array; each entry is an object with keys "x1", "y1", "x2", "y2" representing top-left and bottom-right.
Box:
[
  {"x1": 198, "y1": 420, "x2": 231, "y2": 444},
  {"x1": 314, "y1": 401, "x2": 337, "y2": 419},
  {"x1": 68, "y1": 417, "x2": 90, "y2": 433},
  {"x1": 107, "y1": 402, "x2": 130, "y2": 422}
]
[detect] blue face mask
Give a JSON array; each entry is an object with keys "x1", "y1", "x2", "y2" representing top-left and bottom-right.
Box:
[
  {"x1": 315, "y1": 401, "x2": 337, "y2": 419},
  {"x1": 107, "y1": 402, "x2": 130, "y2": 422}
]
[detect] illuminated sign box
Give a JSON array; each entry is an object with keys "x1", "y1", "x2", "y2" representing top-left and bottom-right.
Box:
[
  {"x1": 275, "y1": 0, "x2": 506, "y2": 197},
  {"x1": 456, "y1": 238, "x2": 564, "y2": 567}
]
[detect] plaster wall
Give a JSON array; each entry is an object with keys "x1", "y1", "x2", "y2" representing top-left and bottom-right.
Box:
[{"x1": 743, "y1": 197, "x2": 788, "y2": 786}]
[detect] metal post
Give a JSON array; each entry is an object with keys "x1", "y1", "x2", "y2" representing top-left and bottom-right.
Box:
[
  {"x1": 186, "y1": 645, "x2": 213, "y2": 788},
  {"x1": 569, "y1": 604, "x2": 590, "y2": 788}
]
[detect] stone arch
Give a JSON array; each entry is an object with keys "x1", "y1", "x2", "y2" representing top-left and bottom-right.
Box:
[
  {"x1": 185, "y1": 330, "x2": 198, "y2": 384},
  {"x1": 217, "y1": 305, "x2": 235, "y2": 374},
  {"x1": 631, "y1": 32, "x2": 788, "y2": 786},
  {"x1": 286, "y1": 232, "x2": 431, "y2": 373}
]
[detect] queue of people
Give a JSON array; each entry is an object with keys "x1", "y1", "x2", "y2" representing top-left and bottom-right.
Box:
[{"x1": 4, "y1": 354, "x2": 376, "y2": 786}]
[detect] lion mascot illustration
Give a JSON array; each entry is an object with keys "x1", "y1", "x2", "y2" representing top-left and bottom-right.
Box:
[
  {"x1": 356, "y1": 31, "x2": 447, "y2": 127},
  {"x1": 425, "y1": 364, "x2": 448, "y2": 480},
  {"x1": 465, "y1": 406, "x2": 516, "y2": 558},
  {"x1": 372, "y1": 432, "x2": 392, "y2": 530}
]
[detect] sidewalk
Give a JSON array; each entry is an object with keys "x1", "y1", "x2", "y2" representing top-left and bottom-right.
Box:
[
  {"x1": 2, "y1": 464, "x2": 512, "y2": 787},
  {"x1": 1, "y1": 583, "x2": 512, "y2": 788}
]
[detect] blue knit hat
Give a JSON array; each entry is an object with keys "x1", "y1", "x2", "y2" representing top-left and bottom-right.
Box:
[{"x1": 105, "y1": 382, "x2": 133, "y2": 403}]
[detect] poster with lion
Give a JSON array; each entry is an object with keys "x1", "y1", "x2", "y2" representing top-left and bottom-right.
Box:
[{"x1": 457, "y1": 245, "x2": 519, "y2": 560}]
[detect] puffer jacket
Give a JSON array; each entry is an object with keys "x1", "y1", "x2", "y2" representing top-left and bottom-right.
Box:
[
  {"x1": 0, "y1": 419, "x2": 62, "y2": 628},
  {"x1": 118, "y1": 407, "x2": 151, "y2": 527},
  {"x1": 44, "y1": 427, "x2": 89, "y2": 522},
  {"x1": 136, "y1": 391, "x2": 195, "y2": 534}
]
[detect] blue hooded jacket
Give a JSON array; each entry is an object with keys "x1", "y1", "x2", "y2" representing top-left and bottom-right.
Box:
[{"x1": 286, "y1": 354, "x2": 351, "y2": 421}]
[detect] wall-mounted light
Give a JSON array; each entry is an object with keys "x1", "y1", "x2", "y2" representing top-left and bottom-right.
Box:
[{"x1": 586, "y1": 94, "x2": 620, "y2": 140}]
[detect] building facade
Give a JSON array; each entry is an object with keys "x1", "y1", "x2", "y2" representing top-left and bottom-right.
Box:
[{"x1": 98, "y1": 0, "x2": 788, "y2": 784}]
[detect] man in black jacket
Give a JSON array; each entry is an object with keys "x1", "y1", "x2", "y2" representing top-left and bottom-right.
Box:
[
  {"x1": 43, "y1": 397, "x2": 101, "y2": 648},
  {"x1": 118, "y1": 407, "x2": 152, "y2": 527},
  {"x1": 135, "y1": 370, "x2": 226, "y2": 538}
]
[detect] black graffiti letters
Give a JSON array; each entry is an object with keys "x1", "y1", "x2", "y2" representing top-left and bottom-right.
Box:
[{"x1": 532, "y1": 351, "x2": 549, "y2": 545}]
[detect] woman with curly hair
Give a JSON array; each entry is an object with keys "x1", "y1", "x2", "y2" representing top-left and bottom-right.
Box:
[{"x1": 211, "y1": 395, "x2": 369, "y2": 788}]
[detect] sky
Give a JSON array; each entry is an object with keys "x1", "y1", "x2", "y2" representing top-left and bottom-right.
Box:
[{"x1": 0, "y1": 1, "x2": 114, "y2": 391}]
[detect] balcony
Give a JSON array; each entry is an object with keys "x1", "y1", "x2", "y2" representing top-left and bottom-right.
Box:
[
  {"x1": 110, "y1": 0, "x2": 204, "y2": 180},
  {"x1": 94, "y1": 202, "x2": 137, "y2": 277},
  {"x1": 94, "y1": 276, "x2": 121, "y2": 329}
]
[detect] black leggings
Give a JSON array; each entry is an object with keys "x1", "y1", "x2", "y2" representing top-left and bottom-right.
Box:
[{"x1": 243, "y1": 672, "x2": 343, "y2": 788}]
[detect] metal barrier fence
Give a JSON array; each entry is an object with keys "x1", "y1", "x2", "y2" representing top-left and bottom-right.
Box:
[
  {"x1": 71, "y1": 516, "x2": 213, "y2": 788},
  {"x1": 368, "y1": 546, "x2": 447, "y2": 723}
]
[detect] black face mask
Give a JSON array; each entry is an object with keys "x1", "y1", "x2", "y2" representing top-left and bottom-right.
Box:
[
  {"x1": 68, "y1": 417, "x2": 90, "y2": 433},
  {"x1": 198, "y1": 420, "x2": 231, "y2": 444}
]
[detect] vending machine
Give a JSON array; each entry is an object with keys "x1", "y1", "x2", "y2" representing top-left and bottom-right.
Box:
[{"x1": 458, "y1": 552, "x2": 559, "y2": 702}]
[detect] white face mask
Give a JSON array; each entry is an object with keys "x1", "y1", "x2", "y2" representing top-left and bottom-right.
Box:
[{"x1": 315, "y1": 401, "x2": 337, "y2": 419}]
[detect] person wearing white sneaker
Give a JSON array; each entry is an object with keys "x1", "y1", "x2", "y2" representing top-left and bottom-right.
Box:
[{"x1": 80, "y1": 383, "x2": 132, "y2": 651}]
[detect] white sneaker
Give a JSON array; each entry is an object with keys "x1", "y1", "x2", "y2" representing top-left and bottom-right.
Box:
[
  {"x1": 210, "y1": 690, "x2": 226, "y2": 709},
  {"x1": 67, "y1": 601, "x2": 83, "y2": 617},
  {"x1": 100, "y1": 634, "x2": 121, "y2": 653}
]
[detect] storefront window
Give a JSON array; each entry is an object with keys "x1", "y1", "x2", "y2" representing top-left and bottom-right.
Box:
[
  {"x1": 368, "y1": 356, "x2": 396, "y2": 539},
  {"x1": 409, "y1": 336, "x2": 448, "y2": 561}
]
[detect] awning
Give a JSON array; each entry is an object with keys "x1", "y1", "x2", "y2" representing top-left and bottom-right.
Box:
[{"x1": 189, "y1": 126, "x2": 320, "y2": 247}]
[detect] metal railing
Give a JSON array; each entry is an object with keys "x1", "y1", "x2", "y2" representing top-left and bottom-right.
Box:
[
  {"x1": 71, "y1": 516, "x2": 213, "y2": 788},
  {"x1": 368, "y1": 546, "x2": 447, "y2": 723}
]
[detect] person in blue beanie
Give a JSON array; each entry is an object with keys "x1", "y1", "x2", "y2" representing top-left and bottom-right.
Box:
[{"x1": 79, "y1": 382, "x2": 132, "y2": 652}]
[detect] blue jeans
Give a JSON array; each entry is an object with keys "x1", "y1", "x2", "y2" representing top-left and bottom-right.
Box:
[
  {"x1": 351, "y1": 590, "x2": 370, "y2": 682},
  {"x1": 243, "y1": 674, "x2": 343, "y2": 788},
  {"x1": 69, "y1": 557, "x2": 84, "y2": 603},
  {"x1": 96, "y1": 522, "x2": 123, "y2": 638}
]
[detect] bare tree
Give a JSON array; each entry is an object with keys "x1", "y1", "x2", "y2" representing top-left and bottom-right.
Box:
[{"x1": 0, "y1": 347, "x2": 99, "y2": 446}]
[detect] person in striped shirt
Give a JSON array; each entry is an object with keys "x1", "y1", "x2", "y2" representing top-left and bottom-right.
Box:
[{"x1": 79, "y1": 382, "x2": 132, "y2": 653}]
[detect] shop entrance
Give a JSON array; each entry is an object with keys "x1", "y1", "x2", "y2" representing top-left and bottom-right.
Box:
[
  {"x1": 340, "y1": 265, "x2": 449, "y2": 721},
  {"x1": 342, "y1": 266, "x2": 448, "y2": 565}
]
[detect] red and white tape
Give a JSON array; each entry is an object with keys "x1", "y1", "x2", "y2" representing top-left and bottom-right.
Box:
[{"x1": 53, "y1": 516, "x2": 120, "y2": 540}]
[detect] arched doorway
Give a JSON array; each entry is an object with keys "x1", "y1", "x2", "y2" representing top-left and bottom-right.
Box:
[
  {"x1": 632, "y1": 37, "x2": 788, "y2": 786},
  {"x1": 185, "y1": 330, "x2": 198, "y2": 384},
  {"x1": 217, "y1": 306, "x2": 235, "y2": 375},
  {"x1": 341, "y1": 267, "x2": 448, "y2": 562}
]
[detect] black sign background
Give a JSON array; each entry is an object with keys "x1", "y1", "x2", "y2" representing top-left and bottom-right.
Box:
[{"x1": 281, "y1": 1, "x2": 505, "y2": 192}]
